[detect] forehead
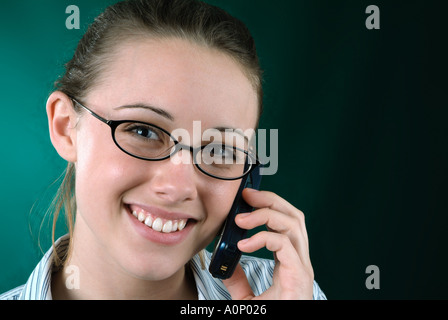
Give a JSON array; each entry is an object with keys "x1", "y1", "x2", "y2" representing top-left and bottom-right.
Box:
[{"x1": 88, "y1": 37, "x2": 259, "y2": 132}]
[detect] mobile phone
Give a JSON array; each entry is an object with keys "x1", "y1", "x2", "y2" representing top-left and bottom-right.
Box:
[{"x1": 208, "y1": 163, "x2": 262, "y2": 279}]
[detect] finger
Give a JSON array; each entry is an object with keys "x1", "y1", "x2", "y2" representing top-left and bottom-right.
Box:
[
  {"x1": 243, "y1": 188, "x2": 299, "y2": 217},
  {"x1": 222, "y1": 263, "x2": 255, "y2": 300},
  {"x1": 236, "y1": 208, "x2": 309, "y2": 260},
  {"x1": 236, "y1": 207, "x2": 296, "y2": 234},
  {"x1": 243, "y1": 189, "x2": 309, "y2": 244},
  {"x1": 239, "y1": 232, "x2": 314, "y2": 299},
  {"x1": 238, "y1": 231, "x2": 300, "y2": 269},
  {"x1": 236, "y1": 209, "x2": 304, "y2": 256}
]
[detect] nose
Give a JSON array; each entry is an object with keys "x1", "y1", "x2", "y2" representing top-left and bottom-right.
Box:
[{"x1": 148, "y1": 150, "x2": 198, "y2": 204}]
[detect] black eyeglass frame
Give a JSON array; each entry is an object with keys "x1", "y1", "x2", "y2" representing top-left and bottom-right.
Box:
[{"x1": 70, "y1": 97, "x2": 260, "y2": 181}]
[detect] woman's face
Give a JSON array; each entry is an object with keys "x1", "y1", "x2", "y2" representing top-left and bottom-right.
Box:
[{"x1": 72, "y1": 38, "x2": 258, "y2": 280}]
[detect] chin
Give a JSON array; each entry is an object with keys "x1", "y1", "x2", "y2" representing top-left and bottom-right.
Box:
[{"x1": 119, "y1": 248, "x2": 193, "y2": 281}]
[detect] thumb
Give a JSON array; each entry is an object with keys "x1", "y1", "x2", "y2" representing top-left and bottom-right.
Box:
[{"x1": 222, "y1": 263, "x2": 254, "y2": 300}]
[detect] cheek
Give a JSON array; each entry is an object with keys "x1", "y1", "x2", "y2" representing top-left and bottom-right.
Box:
[
  {"x1": 74, "y1": 123, "x2": 139, "y2": 214},
  {"x1": 198, "y1": 181, "x2": 241, "y2": 241}
]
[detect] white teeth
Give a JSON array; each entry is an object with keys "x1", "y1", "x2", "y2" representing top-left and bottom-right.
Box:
[
  {"x1": 131, "y1": 207, "x2": 189, "y2": 233},
  {"x1": 172, "y1": 221, "x2": 178, "y2": 232},
  {"x1": 144, "y1": 215, "x2": 153, "y2": 227},
  {"x1": 152, "y1": 218, "x2": 163, "y2": 232},
  {"x1": 178, "y1": 219, "x2": 187, "y2": 231},
  {"x1": 162, "y1": 220, "x2": 172, "y2": 233}
]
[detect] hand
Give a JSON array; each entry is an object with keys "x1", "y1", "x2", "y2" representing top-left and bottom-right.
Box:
[{"x1": 222, "y1": 188, "x2": 314, "y2": 300}]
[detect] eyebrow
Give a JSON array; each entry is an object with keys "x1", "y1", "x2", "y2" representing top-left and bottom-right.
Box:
[
  {"x1": 114, "y1": 103, "x2": 175, "y2": 121},
  {"x1": 111, "y1": 106, "x2": 249, "y2": 141},
  {"x1": 213, "y1": 126, "x2": 249, "y2": 142}
]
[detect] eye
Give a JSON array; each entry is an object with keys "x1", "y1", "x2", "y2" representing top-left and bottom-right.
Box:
[
  {"x1": 202, "y1": 144, "x2": 243, "y2": 164},
  {"x1": 125, "y1": 123, "x2": 161, "y2": 140},
  {"x1": 207, "y1": 144, "x2": 232, "y2": 158},
  {"x1": 134, "y1": 126, "x2": 157, "y2": 139}
]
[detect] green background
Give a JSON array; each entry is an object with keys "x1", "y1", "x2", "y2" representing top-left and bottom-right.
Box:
[{"x1": 1, "y1": 0, "x2": 447, "y2": 299}]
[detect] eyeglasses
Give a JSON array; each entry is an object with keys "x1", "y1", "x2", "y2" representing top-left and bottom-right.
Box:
[{"x1": 70, "y1": 98, "x2": 259, "y2": 180}]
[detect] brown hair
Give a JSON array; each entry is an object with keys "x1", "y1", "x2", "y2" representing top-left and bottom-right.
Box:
[{"x1": 50, "y1": 0, "x2": 263, "y2": 266}]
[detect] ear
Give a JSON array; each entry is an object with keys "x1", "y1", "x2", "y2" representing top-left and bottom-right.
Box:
[{"x1": 46, "y1": 91, "x2": 78, "y2": 162}]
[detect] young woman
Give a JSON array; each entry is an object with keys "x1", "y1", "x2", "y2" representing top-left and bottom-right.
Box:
[{"x1": 1, "y1": 0, "x2": 325, "y2": 300}]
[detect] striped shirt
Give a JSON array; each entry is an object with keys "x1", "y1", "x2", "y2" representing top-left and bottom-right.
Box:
[{"x1": 0, "y1": 234, "x2": 326, "y2": 300}]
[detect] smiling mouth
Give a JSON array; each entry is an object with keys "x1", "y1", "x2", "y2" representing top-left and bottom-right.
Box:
[{"x1": 127, "y1": 204, "x2": 192, "y2": 234}]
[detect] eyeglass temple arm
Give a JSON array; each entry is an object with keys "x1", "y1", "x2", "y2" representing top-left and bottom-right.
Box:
[{"x1": 70, "y1": 97, "x2": 112, "y2": 125}]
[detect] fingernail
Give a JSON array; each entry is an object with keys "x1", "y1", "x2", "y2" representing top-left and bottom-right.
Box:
[
  {"x1": 238, "y1": 212, "x2": 250, "y2": 218},
  {"x1": 238, "y1": 238, "x2": 250, "y2": 245}
]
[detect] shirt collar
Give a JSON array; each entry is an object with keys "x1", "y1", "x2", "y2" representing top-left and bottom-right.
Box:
[
  {"x1": 18, "y1": 234, "x2": 231, "y2": 300},
  {"x1": 18, "y1": 234, "x2": 69, "y2": 300}
]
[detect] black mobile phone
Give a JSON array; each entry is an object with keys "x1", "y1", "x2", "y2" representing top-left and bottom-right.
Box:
[{"x1": 209, "y1": 163, "x2": 262, "y2": 279}]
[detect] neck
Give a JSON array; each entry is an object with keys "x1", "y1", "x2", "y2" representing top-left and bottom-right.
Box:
[
  {"x1": 51, "y1": 220, "x2": 197, "y2": 300},
  {"x1": 52, "y1": 260, "x2": 197, "y2": 300}
]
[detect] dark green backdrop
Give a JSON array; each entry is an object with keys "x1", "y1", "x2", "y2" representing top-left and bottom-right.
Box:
[{"x1": 1, "y1": 0, "x2": 447, "y2": 299}]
